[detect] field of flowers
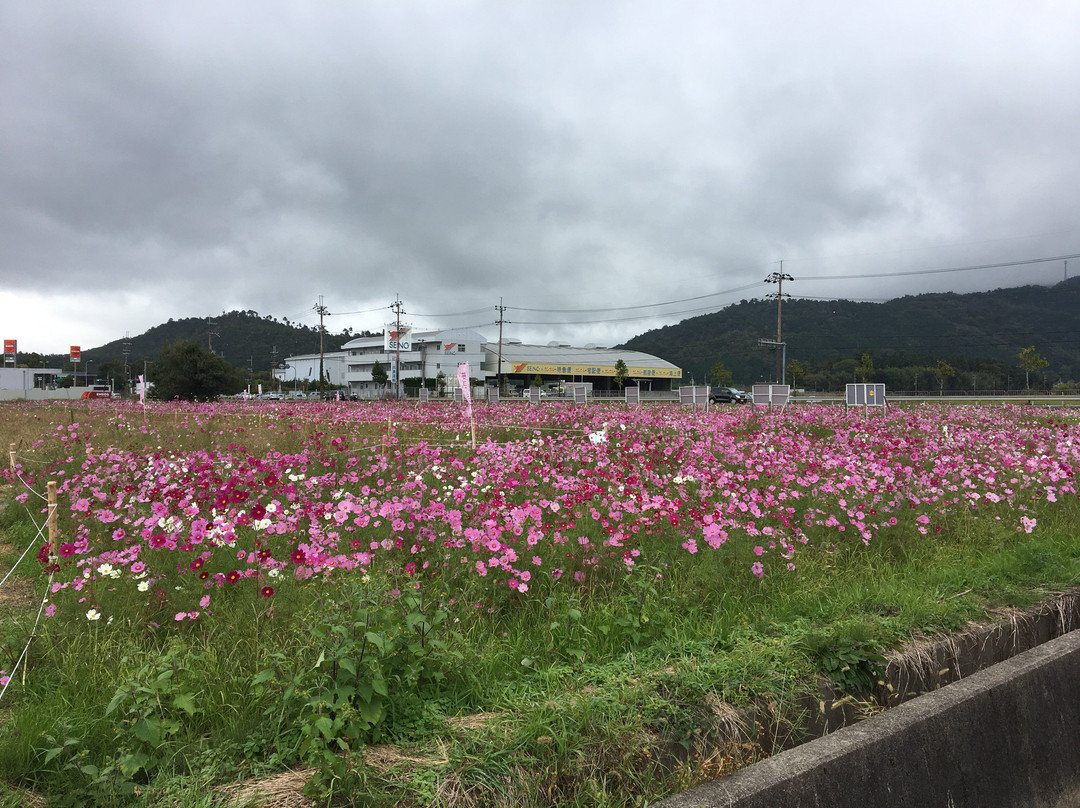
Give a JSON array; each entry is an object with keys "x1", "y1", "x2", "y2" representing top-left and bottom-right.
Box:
[{"x1": 0, "y1": 398, "x2": 1078, "y2": 806}]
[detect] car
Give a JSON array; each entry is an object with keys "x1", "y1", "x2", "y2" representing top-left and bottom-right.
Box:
[{"x1": 710, "y1": 386, "x2": 750, "y2": 404}]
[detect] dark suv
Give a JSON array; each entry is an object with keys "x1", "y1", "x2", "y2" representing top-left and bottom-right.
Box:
[{"x1": 709, "y1": 386, "x2": 750, "y2": 404}]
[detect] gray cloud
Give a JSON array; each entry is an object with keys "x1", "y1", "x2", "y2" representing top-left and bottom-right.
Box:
[{"x1": 2, "y1": 1, "x2": 1079, "y2": 353}]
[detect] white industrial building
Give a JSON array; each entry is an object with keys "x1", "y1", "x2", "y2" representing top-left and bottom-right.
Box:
[
  {"x1": 276, "y1": 329, "x2": 681, "y2": 398},
  {"x1": 273, "y1": 352, "x2": 350, "y2": 389},
  {"x1": 0, "y1": 367, "x2": 79, "y2": 401}
]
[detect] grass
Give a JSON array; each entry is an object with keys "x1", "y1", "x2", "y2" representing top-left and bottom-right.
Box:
[{"x1": 0, "y1": 400, "x2": 1077, "y2": 806}]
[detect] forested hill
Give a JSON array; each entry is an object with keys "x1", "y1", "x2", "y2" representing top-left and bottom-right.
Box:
[
  {"x1": 619, "y1": 278, "x2": 1080, "y2": 391},
  {"x1": 37, "y1": 310, "x2": 372, "y2": 373}
]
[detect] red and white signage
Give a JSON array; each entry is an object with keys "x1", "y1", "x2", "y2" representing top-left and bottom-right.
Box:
[
  {"x1": 70, "y1": 345, "x2": 81, "y2": 362},
  {"x1": 3, "y1": 339, "x2": 15, "y2": 355},
  {"x1": 383, "y1": 325, "x2": 412, "y2": 352}
]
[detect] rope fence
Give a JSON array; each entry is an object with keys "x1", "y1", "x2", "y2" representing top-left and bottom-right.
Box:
[{"x1": 0, "y1": 450, "x2": 59, "y2": 705}]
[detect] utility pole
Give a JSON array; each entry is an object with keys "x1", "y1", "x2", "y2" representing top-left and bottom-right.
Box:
[
  {"x1": 764, "y1": 264, "x2": 794, "y2": 383},
  {"x1": 390, "y1": 297, "x2": 405, "y2": 399},
  {"x1": 314, "y1": 296, "x2": 329, "y2": 398},
  {"x1": 495, "y1": 298, "x2": 507, "y2": 394},
  {"x1": 270, "y1": 345, "x2": 278, "y2": 391}
]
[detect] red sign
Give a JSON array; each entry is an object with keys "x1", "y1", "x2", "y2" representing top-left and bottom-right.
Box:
[
  {"x1": 70, "y1": 345, "x2": 81, "y2": 361},
  {"x1": 3, "y1": 339, "x2": 14, "y2": 355}
]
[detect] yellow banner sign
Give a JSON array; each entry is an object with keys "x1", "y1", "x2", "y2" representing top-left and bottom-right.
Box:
[{"x1": 510, "y1": 362, "x2": 681, "y2": 379}]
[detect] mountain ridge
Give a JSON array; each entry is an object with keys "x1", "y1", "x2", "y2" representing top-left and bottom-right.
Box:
[{"x1": 619, "y1": 277, "x2": 1080, "y2": 389}]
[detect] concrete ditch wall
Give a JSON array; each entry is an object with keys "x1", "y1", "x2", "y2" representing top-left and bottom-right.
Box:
[{"x1": 657, "y1": 629, "x2": 1080, "y2": 808}]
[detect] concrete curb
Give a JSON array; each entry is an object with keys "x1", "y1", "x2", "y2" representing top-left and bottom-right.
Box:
[{"x1": 656, "y1": 629, "x2": 1080, "y2": 808}]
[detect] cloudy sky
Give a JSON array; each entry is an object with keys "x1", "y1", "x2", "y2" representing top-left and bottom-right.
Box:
[{"x1": 3, "y1": 1, "x2": 1079, "y2": 355}]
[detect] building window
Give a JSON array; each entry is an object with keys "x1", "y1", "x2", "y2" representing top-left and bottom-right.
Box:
[{"x1": 457, "y1": 344, "x2": 466, "y2": 353}]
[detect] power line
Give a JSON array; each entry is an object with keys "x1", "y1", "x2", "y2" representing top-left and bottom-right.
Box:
[
  {"x1": 797, "y1": 253, "x2": 1080, "y2": 282},
  {"x1": 408, "y1": 306, "x2": 494, "y2": 318},
  {"x1": 504, "y1": 282, "x2": 761, "y2": 314},
  {"x1": 326, "y1": 305, "x2": 396, "y2": 316}
]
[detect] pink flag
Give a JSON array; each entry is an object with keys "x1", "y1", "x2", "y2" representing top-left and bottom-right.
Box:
[
  {"x1": 138, "y1": 374, "x2": 146, "y2": 404},
  {"x1": 457, "y1": 363, "x2": 472, "y2": 415}
]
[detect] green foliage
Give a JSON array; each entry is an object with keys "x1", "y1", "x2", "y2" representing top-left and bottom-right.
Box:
[
  {"x1": 371, "y1": 360, "x2": 388, "y2": 386},
  {"x1": 150, "y1": 340, "x2": 244, "y2": 401},
  {"x1": 33, "y1": 643, "x2": 206, "y2": 805},
  {"x1": 857, "y1": 352, "x2": 875, "y2": 382},
  {"x1": 798, "y1": 625, "x2": 886, "y2": 693},
  {"x1": 932, "y1": 359, "x2": 955, "y2": 392},
  {"x1": 16, "y1": 352, "x2": 48, "y2": 369},
  {"x1": 708, "y1": 359, "x2": 733, "y2": 387},
  {"x1": 613, "y1": 359, "x2": 629, "y2": 389},
  {"x1": 256, "y1": 587, "x2": 465, "y2": 801},
  {"x1": 1018, "y1": 345, "x2": 1050, "y2": 388},
  {"x1": 593, "y1": 565, "x2": 675, "y2": 652},
  {"x1": 786, "y1": 358, "x2": 805, "y2": 388}
]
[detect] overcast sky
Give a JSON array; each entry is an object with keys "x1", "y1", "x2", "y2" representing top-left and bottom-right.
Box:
[{"x1": 3, "y1": 1, "x2": 1079, "y2": 356}]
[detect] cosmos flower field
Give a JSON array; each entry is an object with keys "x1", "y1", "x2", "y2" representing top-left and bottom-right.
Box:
[
  {"x1": 10, "y1": 398, "x2": 1077, "y2": 627},
  {"x1": 1, "y1": 398, "x2": 1078, "y2": 805}
]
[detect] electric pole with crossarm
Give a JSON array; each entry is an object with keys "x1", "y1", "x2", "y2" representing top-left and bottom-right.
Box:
[{"x1": 764, "y1": 265, "x2": 793, "y2": 383}]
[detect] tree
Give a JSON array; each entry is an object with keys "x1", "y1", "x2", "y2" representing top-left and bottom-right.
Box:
[
  {"x1": 932, "y1": 360, "x2": 955, "y2": 395},
  {"x1": 856, "y1": 352, "x2": 875, "y2": 382},
  {"x1": 94, "y1": 360, "x2": 128, "y2": 394},
  {"x1": 17, "y1": 352, "x2": 48, "y2": 369},
  {"x1": 708, "y1": 359, "x2": 733, "y2": 387},
  {"x1": 1018, "y1": 345, "x2": 1049, "y2": 390},
  {"x1": 371, "y1": 361, "x2": 388, "y2": 386},
  {"x1": 613, "y1": 359, "x2": 629, "y2": 389},
  {"x1": 151, "y1": 340, "x2": 244, "y2": 401},
  {"x1": 786, "y1": 359, "x2": 805, "y2": 390}
]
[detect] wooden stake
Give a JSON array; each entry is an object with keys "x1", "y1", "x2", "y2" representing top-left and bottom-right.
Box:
[
  {"x1": 47, "y1": 481, "x2": 59, "y2": 557},
  {"x1": 8, "y1": 443, "x2": 14, "y2": 474}
]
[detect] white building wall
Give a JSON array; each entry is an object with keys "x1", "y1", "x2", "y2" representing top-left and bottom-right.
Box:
[
  {"x1": 275, "y1": 353, "x2": 348, "y2": 387},
  {"x1": 337, "y1": 329, "x2": 488, "y2": 395},
  {"x1": 0, "y1": 367, "x2": 62, "y2": 392}
]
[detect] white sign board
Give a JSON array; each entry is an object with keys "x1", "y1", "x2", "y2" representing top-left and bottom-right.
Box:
[
  {"x1": 752, "y1": 384, "x2": 791, "y2": 407},
  {"x1": 846, "y1": 383, "x2": 886, "y2": 408},
  {"x1": 679, "y1": 385, "x2": 709, "y2": 406},
  {"x1": 384, "y1": 325, "x2": 412, "y2": 352}
]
